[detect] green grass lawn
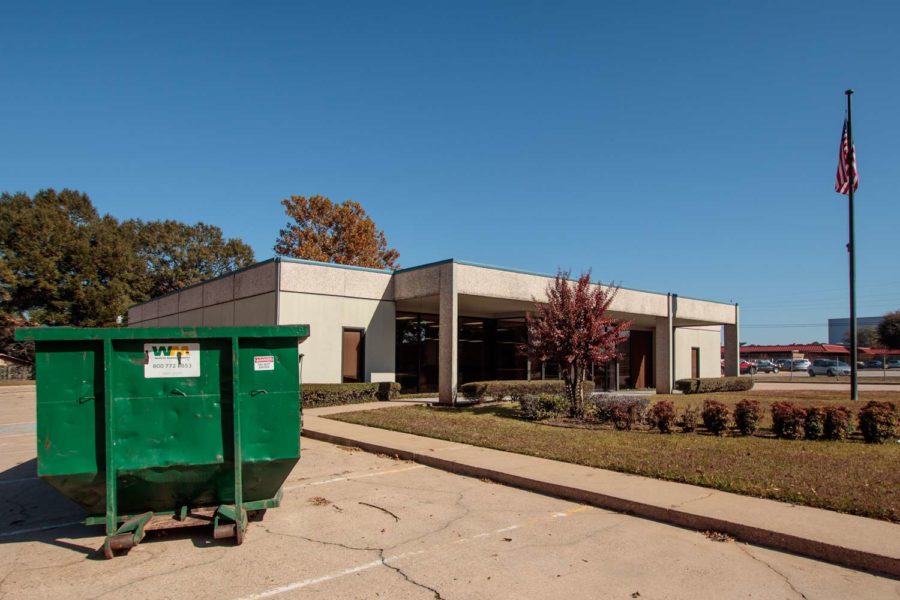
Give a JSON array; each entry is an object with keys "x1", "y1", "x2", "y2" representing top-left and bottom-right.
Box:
[{"x1": 328, "y1": 390, "x2": 900, "y2": 522}]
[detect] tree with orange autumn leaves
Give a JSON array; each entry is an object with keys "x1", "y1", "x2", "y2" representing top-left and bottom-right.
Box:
[{"x1": 275, "y1": 195, "x2": 400, "y2": 269}]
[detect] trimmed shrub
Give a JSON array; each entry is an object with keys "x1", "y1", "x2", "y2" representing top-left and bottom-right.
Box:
[
  {"x1": 647, "y1": 401, "x2": 676, "y2": 433},
  {"x1": 590, "y1": 395, "x2": 650, "y2": 430},
  {"x1": 771, "y1": 402, "x2": 806, "y2": 440},
  {"x1": 611, "y1": 401, "x2": 643, "y2": 430},
  {"x1": 701, "y1": 399, "x2": 730, "y2": 435},
  {"x1": 460, "y1": 380, "x2": 594, "y2": 403},
  {"x1": 675, "y1": 377, "x2": 753, "y2": 394},
  {"x1": 804, "y1": 407, "x2": 825, "y2": 440},
  {"x1": 680, "y1": 405, "x2": 699, "y2": 433},
  {"x1": 519, "y1": 393, "x2": 570, "y2": 421},
  {"x1": 823, "y1": 405, "x2": 853, "y2": 441},
  {"x1": 857, "y1": 401, "x2": 898, "y2": 444},
  {"x1": 303, "y1": 382, "x2": 400, "y2": 408},
  {"x1": 733, "y1": 399, "x2": 761, "y2": 436}
]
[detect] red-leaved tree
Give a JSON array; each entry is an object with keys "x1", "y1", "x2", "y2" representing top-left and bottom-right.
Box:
[{"x1": 523, "y1": 271, "x2": 631, "y2": 418}]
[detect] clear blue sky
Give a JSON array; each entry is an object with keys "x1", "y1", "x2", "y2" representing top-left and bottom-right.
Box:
[{"x1": 2, "y1": 1, "x2": 898, "y2": 344}]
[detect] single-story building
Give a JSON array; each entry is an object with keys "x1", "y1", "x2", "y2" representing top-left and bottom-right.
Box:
[
  {"x1": 127, "y1": 257, "x2": 741, "y2": 404},
  {"x1": 737, "y1": 343, "x2": 900, "y2": 363},
  {"x1": 736, "y1": 344, "x2": 850, "y2": 362}
]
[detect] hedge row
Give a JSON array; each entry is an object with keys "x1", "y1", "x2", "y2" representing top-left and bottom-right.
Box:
[
  {"x1": 460, "y1": 379, "x2": 595, "y2": 402},
  {"x1": 675, "y1": 376, "x2": 753, "y2": 394},
  {"x1": 771, "y1": 400, "x2": 898, "y2": 443},
  {"x1": 643, "y1": 399, "x2": 897, "y2": 443},
  {"x1": 303, "y1": 382, "x2": 401, "y2": 408}
]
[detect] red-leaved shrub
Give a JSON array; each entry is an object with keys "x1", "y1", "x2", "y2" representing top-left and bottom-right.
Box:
[
  {"x1": 823, "y1": 405, "x2": 853, "y2": 441},
  {"x1": 771, "y1": 402, "x2": 806, "y2": 439},
  {"x1": 733, "y1": 399, "x2": 761, "y2": 436},
  {"x1": 648, "y1": 401, "x2": 676, "y2": 433},
  {"x1": 610, "y1": 400, "x2": 643, "y2": 430},
  {"x1": 857, "y1": 401, "x2": 898, "y2": 444},
  {"x1": 701, "y1": 399, "x2": 729, "y2": 435}
]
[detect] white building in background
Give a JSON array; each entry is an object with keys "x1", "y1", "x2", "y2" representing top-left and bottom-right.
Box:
[
  {"x1": 128, "y1": 257, "x2": 740, "y2": 404},
  {"x1": 828, "y1": 316, "x2": 884, "y2": 344}
]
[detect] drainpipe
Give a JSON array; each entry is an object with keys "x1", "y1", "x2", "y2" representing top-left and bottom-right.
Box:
[
  {"x1": 274, "y1": 257, "x2": 282, "y2": 325},
  {"x1": 671, "y1": 293, "x2": 677, "y2": 388}
]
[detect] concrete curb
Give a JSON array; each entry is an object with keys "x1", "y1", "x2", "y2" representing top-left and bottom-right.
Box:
[{"x1": 303, "y1": 426, "x2": 900, "y2": 578}]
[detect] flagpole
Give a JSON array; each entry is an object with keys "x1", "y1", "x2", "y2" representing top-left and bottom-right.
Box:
[{"x1": 845, "y1": 89, "x2": 858, "y2": 401}]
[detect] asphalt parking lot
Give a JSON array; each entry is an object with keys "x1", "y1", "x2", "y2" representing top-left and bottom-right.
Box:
[{"x1": 1, "y1": 385, "x2": 898, "y2": 600}]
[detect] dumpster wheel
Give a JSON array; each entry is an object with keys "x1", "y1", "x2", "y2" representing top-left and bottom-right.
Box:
[
  {"x1": 212, "y1": 504, "x2": 248, "y2": 545},
  {"x1": 213, "y1": 523, "x2": 245, "y2": 544},
  {"x1": 101, "y1": 511, "x2": 153, "y2": 559},
  {"x1": 103, "y1": 533, "x2": 136, "y2": 559}
]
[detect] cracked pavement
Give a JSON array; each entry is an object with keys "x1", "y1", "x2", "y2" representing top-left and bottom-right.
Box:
[{"x1": 1, "y1": 386, "x2": 898, "y2": 599}]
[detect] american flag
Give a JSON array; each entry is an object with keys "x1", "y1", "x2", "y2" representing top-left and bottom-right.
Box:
[{"x1": 835, "y1": 117, "x2": 859, "y2": 195}]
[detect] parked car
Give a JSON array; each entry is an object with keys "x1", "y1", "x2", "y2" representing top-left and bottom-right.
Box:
[
  {"x1": 865, "y1": 359, "x2": 884, "y2": 369},
  {"x1": 888, "y1": 359, "x2": 900, "y2": 369},
  {"x1": 775, "y1": 358, "x2": 793, "y2": 370},
  {"x1": 790, "y1": 358, "x2": 812, "y2": 371},
  {"x1": 739, "y1": 360, "x2": 757, "y2": 375},
  {"x1": 808, "y1": 359, "x2": 851, "y2": 377},
  {"x1": 754, "y1": 359, "x2": 780, "y2": 374}
]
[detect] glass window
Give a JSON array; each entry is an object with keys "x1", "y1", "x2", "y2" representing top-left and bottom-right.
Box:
[
  {"x1": 395, "y1": 312, "x2": 439, "y2": 393},
  {"x1": 495, "y1": 318, "x2": 528, "y2": 381}
]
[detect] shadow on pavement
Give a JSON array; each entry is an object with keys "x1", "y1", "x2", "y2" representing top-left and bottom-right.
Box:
[
  {"x1": 0, "y1": 459, "x2": 249, "y2": 559},
  {"x1": 0, "y1": 458, "x2": 101, "y2": 555}
]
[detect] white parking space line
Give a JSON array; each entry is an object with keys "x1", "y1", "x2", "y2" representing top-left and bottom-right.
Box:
[
  {"x1": 235, "y1": 505, "x2": 592, "y2": 600},
  {"x1": 237, "y1": 559, "x2": 386, "y2": 599},
  {"x1": 283, "y1": 465, "x2": 426, "y2": 491}
]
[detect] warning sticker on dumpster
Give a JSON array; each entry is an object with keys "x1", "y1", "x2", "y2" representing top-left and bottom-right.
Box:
[
  {"x1": 254, "y1": 355, "x2": 275, "y2": 371},
  {"x1": 144, "y1": 343, "x2": 201, "y2": 378}
]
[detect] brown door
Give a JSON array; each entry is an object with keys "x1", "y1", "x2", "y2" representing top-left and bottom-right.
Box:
[
  {"x1": 342, "y1": 329, "x2": 364, "y2": 383},
  {"x1": 691, "y1": 347, "x2": 700, "y2": 379},
  {"x1": 629, "y1": 331, "x2": 653, "y2": 389}
]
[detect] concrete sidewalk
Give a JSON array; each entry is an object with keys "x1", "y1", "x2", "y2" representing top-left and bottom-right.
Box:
[{"x1": 303, "y1": 402, "x2": 900, "y2": 578}]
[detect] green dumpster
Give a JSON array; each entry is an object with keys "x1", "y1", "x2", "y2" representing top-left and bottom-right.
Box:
[{"x1": 15, "y1": 325, "x2": 310, "y2": 558}]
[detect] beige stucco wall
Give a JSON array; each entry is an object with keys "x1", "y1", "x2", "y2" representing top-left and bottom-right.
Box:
[
  {"x1": 393, "y1": 265, "x2": 442, "y2": 300},
  {"x1": 673, "y1": 325, "x2": 722, "y2": 381},
  {"x1": 278, "y1": 291, "x2": 395, "y2": 384},
  {"x1": 452, "y1": 263, "x2": 736, "y2": 325},
  {"x1": 280, "y1": 261, "x2": 393, "y2": 301},
  {"x1": 127, "y1": 262, "x2": 278, "y2": 328}
]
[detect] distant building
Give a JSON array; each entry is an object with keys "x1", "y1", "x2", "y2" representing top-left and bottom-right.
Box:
[
  {"x1": 828, "y1": 316, "x2": 883, "y2": 344},
  {"x1": 733, "y1": 344, "x2": 900, "y2": 362}
]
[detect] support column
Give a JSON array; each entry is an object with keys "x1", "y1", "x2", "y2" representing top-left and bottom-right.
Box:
[
  {"x1": 724, "y1": 304, "x2": 740, "y2": 377},
  {"x1": 438, "y1": 262, "x2": 458, "y2": 405},
  {"x1": 655, "y1": 293, "x2": 674, "y2": 394}
]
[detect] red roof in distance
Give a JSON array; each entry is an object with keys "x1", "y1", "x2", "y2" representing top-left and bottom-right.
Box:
[{"x1": 723, "y1": 344, "x2": 900, "y2": 356}]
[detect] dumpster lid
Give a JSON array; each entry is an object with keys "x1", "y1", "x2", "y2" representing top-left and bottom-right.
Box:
[{"x1": 15, "y1": 325, "x2": 311, "y2": 342}]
